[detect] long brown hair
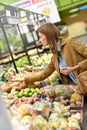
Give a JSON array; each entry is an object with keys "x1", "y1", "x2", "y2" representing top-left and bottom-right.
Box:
[{"x1": 37, "y1": 23, "x2": 60, "y2": 54}]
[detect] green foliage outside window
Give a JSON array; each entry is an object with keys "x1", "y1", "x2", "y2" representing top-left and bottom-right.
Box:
[{"x1": 0, "y1": 0, "x2": 20, "y2": 4}]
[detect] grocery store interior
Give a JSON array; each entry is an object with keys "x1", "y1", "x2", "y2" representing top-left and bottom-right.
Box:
[{"x1": 0, "y1": 0, "x2": 87, "y2": 130}]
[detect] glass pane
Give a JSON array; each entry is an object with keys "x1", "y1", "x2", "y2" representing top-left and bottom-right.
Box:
[
  {"x1": 59, "y1": 0, "x2": 72, "y2": 7},
  {"x1": 73, "y1": 0, "x2": 81, "y2": 2},
  {"x1": 57, "y1": 0, "x2": 83, "y2": 7}
]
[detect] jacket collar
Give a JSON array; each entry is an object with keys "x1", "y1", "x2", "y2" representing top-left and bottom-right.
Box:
[{"x1": 59, "y1": 37, "x2": 72, "y2": 49}]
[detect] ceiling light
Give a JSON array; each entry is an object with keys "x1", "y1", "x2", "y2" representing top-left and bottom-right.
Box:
[
  {"x1": 69, "y1": 8, "x2": 79, "y2": 13},
  {"x1": 69, "y1": 13, "x2": 78, "y2": 18}
]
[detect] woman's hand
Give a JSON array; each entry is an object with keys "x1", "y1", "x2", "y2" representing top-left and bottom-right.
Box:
[
  {"x1": 60, "y1": 67, "x2": 73, "y2": 75},
  {"x1": 10, "y1": 73, "x2": 25, "y2": 82},
  {"x1": 11, "y1": 76, "x2": 24, "y2": 82},
  {"x1": 10, "y1": 72, "x2": 35, "y2": 82},
  {"x1": 60, "y1": 65, "x2": 80, "y2": 75}
]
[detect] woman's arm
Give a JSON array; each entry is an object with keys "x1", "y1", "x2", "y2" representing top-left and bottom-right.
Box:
[
  {"x1": 24, "y1": 60, "x2": 55, "y2": 83},
  {"x1": 68, "y1": 38, "x2": 87, "y2": 70},
  {"x1": 11, "y1": 59, "x2": 55, "y2": 83}
]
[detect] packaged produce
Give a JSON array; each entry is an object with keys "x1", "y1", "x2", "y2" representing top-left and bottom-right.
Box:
[
  {"x1": 33, "y1": 115, "x2": 48, "y2": 130},
  {"x1": 40, "y1": 86, "x2": 55, "y2": 97}
]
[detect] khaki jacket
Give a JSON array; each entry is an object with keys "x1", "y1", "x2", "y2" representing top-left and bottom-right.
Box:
[{"x1": 25, "y1": 37, "x2": 87, "y2": 84}]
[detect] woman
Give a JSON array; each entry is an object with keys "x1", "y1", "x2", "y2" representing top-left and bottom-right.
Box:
[{"x1": 12, "y1": 23, "x2": 87, "y2": 85}]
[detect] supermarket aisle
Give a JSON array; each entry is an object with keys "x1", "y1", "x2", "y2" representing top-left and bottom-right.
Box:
[{"x1": 76, "y1": 33, "x2": 87, "y2": 44}]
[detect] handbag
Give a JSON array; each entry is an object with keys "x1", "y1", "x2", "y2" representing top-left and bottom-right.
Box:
[{"x1": 77, "y1": 71, "x2": 87, "y2": 96}]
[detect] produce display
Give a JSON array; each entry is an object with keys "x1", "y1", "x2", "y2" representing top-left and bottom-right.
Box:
[
  {"x1": 10, "y1": 87, "x2": 41, "y2": 98},
  {"x1": 2, "y1": 85, "x2": 83, "y2": 130},
  {"x1": 0, "y1": 53, "x2": 83, "y2": 130},
  {"x1": 15, "y1": 53, "x2": 52, "y2": 68}
]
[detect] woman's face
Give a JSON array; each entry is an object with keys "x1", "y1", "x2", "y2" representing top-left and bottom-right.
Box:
[{"x1": 38, "y1": 32, "x2": 48, "y2": 47}]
